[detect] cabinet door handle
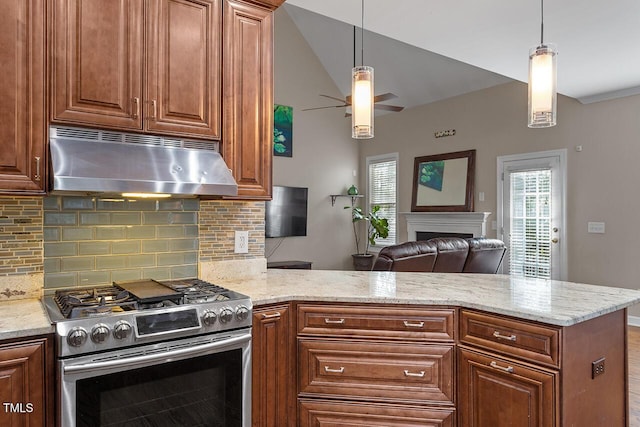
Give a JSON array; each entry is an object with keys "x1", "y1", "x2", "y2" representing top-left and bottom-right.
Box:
[
  {"x1": 324, "y1": 318, "x2": 345, "y2": 324},
  {"x1": 490, "y1": 361, "x2": 514, "y2": 373},
  {"x1": 34, "y1": 157, "x2": 41, "y2": 181},
  {"x1": 403, "y1": 321, "x2": 425, "y2": 328},
  {"x1": 493, "y1": 331, "x2": 517, "y2": 341},
  {"x1": 324, "y1": 366, "x2": 345, "y2": 374},
  {"x1": 149, "y1": 100, "x2": 157, "y2": 120},
  {"x1": 403, "y1": 370, "x2": 425, "y2": 377},
  {"x1": 132, "y1": 97, "x2": 140, "y2": 119},
  {"x1": 261, "y1": 312, "x2": 281, "y2": 319}
]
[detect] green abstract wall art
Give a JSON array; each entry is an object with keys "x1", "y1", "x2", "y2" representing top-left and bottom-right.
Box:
[
  {"x1": 274, "y1": 104, "x2": 293, "y2": 157},
  {"x1": 418, "y1": 160, "x2": 445, "y2": 191}
]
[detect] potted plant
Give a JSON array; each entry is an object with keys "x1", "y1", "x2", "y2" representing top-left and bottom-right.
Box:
[{"x1": 345, "y1": 204, "x2": 389, "y2": 271}]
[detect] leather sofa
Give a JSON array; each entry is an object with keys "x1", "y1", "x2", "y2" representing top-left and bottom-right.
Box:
[{"x1": 371, "y1": 237, "x2": 506, "y2": 274}]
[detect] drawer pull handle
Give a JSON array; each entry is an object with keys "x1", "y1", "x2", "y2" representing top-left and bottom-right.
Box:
[
  {"x1": 324, "y1": 366, "x2": 345, "y2": 374},
  {"x1": 490, "y1": 361, "x2": 514, "y2": 373},
  {"x1": 403, "y1": 321, "x2": 425, "y2": 328},
  {"x1": 403, "y1": 370, "x2": 425, "y2": 378},
  {"x1": 261, "y1": 312, "x2": 281, "y2": 319},
  {"x1": 324, "y1": 318, "x2": 345, "y2": 324},
  {"x1": 493, "y1": 331, "x2": 517, "y2": 341}
]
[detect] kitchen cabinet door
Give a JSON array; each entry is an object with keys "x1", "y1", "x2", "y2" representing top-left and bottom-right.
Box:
[
  {"x1": 146, "y1": 0, "x2": 221, "y2": 139},
  {"x1": 458, "y1": 347, "x2": 558, "y2": 427},
  {"x1": 0, "y1": 337, "x2": 53, "y2": 427},
  {"x1": 0, "y1": 0, "x2": 46, "y2": 194},
  {"x1": 223, "y1": 0, "x2": 273, "y2": 199},
  {"x1": 52, "y1": 0, "x2": 144, "y2": 130},
  {"x1": 252, "y1": 304, "x2": 295, "y2": 427}
]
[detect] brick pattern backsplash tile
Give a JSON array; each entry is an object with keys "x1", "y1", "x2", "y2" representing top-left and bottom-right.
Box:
[
  {"x1": 43, "y1": 196, "x2": 200, "y2": 288},
  {"x1": 0, "y1": 197, "x2": 43, "y2": 275},
  {"x1": 200, "y1": 201, "x2": 265, "y2": 262}
]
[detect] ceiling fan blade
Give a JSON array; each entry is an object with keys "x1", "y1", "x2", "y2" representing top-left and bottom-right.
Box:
[
  {"x1": 345, "y1": 93, "x2": 398, "y2": 105},
  {"x1": 302, "y1": 105, "x2": 347, "y2": 111},
  {"x1": 374, "y1": 104, "x2": 405, "y2": 112},
  {"x1": 319, "y1": 94, "x2": 348, "y2": 103},
  {"x1": 373, "y1": 93, "x2": 398, "y2": 103}
]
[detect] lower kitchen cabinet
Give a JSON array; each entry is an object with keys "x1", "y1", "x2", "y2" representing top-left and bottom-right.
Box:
[
  {"x1": 252, "y1": 303, "x2": 295, "y2": 427},
  {"x1": 0, "y1": 336, "x2": 54, "y2": 427},
  {"x1": 298, "y1": 399, "x2": 455, "y2": 427},
  {"x1": 457, "y1": 347, "x2": 558, "y2": 427}
]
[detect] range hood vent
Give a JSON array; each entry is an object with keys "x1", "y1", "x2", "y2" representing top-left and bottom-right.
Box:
[{"x1": 49, "y1": 126, "x2": 238, "y2": 197}]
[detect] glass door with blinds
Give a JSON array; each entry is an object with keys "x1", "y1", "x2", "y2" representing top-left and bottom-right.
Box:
[
  {"x1": 367, "y1": 153, "x2": 398, "y2": 247},
  {"x1": 497, "y1": 150, "x2": 566, "y2": 280}
]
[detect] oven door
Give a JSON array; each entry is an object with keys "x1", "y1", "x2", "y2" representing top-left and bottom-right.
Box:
[{"x1": 59, "y1": 329, "x2": 251, "y2": 427}]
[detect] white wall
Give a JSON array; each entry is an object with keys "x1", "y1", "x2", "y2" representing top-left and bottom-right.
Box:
[
  {"x1": 268, "y1": 8, "x2": 359, "y2": 270},
  {"x1": 359, "y1": 81, "x2": 640, "y2": 315}
]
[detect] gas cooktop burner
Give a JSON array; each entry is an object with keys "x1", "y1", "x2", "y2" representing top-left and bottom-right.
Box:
[{"x1": 55, "y1": 287, "x2": 138, "y2": 319}]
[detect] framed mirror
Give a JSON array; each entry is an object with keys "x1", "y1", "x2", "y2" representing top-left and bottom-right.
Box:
[{"x1": 411, "y1": 149, "x2": 476, "y2": 212}]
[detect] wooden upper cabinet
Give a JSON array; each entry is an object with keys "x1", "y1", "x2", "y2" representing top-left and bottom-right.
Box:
[
  {"x1": 52, "y1": 0, "x2": 144, "y2": 130},
  {"x1": 52, "y1": 0, "x2": 221, "y2": 139},
  {"x1": 0, "y1": 0, "x2": 46, "y2": 194},
  {"x1": 223, "y1": 0, "x2": 273, "y2": 199},
  {"x1": 146, "y1": 0, "x2": 221, "y2": 138}
]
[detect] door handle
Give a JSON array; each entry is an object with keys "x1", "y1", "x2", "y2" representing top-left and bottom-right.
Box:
[{"x1": 551, "y1": 238, "x2": 559, "y2": 244}]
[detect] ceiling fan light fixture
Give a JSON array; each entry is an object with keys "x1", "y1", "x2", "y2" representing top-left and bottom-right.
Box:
[
  {"x1": 528, "y1": 0, "x2": 557, "y2": 128},
  {"x1": 352, "y1": 65, "x2": 374, "y2": 139}
]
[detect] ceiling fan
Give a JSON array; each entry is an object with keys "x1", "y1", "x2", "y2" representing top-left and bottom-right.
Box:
[
  {"x1": 302, "y1": 92, "x2": 405, "y2": 117},
  {"x1": 303, "y1": 24, "x2": 404, "y2": 117}
]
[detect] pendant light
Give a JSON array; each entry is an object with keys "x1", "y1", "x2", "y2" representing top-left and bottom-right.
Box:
[
  {"x1": 352, "y1": 0, "x2": 374, "y2": 139},
  {"x1": 528, "y1": 0, "x2": 557, "y2": 128}
]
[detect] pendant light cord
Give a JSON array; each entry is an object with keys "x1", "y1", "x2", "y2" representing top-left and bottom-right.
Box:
[
  {"x1": 361, "y1": 0, "x2": 365, "y2": 65},
  {"x1": 540, "y1": 0, "x2": 544, "y2": 45}
]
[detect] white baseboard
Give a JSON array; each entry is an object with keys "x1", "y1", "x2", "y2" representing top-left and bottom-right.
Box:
[{"x1": 628, "y1": 315, "x2": 640, "y2": 327}]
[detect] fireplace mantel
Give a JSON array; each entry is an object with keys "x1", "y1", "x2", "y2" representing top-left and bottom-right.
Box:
[{"x1": 402, "y1": 212, "x2": 491, "y2": 241}]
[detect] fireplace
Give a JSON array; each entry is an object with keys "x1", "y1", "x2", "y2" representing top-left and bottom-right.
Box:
[{"x1": 402, "y1": 212, "x2": 491, "y2": 241}]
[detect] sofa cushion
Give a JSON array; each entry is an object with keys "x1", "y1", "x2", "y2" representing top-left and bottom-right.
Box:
[
  {"x1": 430, "y1": 237, "x2": 470, "y2": 273},
  {"x1": 462, "y1": 238, "x2": 506, "y2": 274},
  {"x1": 371, "y1": 241, "x2": 437, "y2": 272}
]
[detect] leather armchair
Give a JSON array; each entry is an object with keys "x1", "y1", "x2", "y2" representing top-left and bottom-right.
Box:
[{"x1": 371, "y1": 237, "x2": 506, "y2": 274}]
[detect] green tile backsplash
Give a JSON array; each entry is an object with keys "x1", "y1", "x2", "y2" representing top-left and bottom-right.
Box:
[
  {"x1": 43, "y1": 196, "x2": 200, "y2": 288},
  {"x1": 1, "y1": 196, "x2": 266, "y2": 287}
]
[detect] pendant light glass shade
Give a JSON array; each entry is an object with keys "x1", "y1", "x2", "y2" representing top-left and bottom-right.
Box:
[
  {"x1": 352, "y1": 65, "x2": 374, "y2": 139},
  {"x1": 528, "y1": 44, "x2": 557, "y2": 128}
]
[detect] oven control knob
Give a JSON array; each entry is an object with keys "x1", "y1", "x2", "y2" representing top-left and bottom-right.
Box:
[
  {"x1": 236, "y1": 306, "x2": 250, "y2": 321},
  {"x1": 113, "y1": 321, "x2": 132, "y2": 340},
  {"x1": 91, "y1": 324, "x2": 110, "y2": 344},
  {"x1": 219, "y1": 307, "x2": 234, "y2": 324},
  {"x1": 202, "y1": 309, "x2": 217, "y2": 326},
  {"x1": 67, "y1": 327, "x2": 88, "y2": 347}
]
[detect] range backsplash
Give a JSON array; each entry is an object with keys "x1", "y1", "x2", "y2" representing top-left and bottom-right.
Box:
[{"x1": 0, "y1": 196, "x2": 265, "y2": 291}]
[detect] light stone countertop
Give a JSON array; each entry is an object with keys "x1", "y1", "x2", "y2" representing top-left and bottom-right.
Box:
[
  {"x1": 0, "y1": 299, "x2": 53, "y2": 341},
  {"x1": 214, "y1": 269, "x2": 640, "y2": 327}
]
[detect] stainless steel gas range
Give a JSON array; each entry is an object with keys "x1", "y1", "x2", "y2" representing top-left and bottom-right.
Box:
[{"x1": 44, "y1": 278, "x2": 252, "y2": 427}]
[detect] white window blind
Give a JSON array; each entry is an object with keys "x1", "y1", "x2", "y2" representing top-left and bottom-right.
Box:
[
  {"x1": 367, "y1": 154, "x2": 397, "y2": 247},
  {"x1": 509, "y1": 169, "x2": 551, "y2": 278}
]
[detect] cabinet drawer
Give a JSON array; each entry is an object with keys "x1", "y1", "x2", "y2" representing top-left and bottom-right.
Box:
[
  {"x1": 298, "y1": 399, "x2": 455, "y2": 427},
  {"x1": 298, "y1": 304, "x2": 455, "y2": 341},
  {"x1": 298, "y1": 339, "x2": 454, "y2": 405},
  {"x1": 460, "y1": 310, "x2": 560, "y2": 367}
]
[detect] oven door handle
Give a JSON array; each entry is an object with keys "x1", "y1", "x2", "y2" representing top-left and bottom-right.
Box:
[{"x1": 63, "y1": 332, "x2": 251, "y2": 375}]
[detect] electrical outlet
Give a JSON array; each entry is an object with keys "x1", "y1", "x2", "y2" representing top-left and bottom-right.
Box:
[
  {"x1": 234, "y1": 230, "x2": 249, "y2": 254},
  {"x1": 592, "y1": 357, "x2": 605, "y2": 379}
]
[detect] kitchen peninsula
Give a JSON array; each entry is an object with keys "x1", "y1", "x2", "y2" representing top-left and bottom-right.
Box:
[{"x1": 213, "y1": 269, "x2": 640, "y2": 427}]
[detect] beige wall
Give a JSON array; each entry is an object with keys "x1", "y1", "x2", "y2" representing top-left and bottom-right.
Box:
[
  {"x1": 359, "y1": 80, "x2": 640, "y2": 314},
  {"x1": 269, "y1": 8, "x2": 359, "y2": 270}
]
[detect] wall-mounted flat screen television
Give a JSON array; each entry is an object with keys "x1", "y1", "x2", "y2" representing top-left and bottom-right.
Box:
[{"x1": 265, "y1": 186, "x2": 308, "y2": 238}]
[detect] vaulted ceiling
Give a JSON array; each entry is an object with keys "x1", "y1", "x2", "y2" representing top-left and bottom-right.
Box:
[{"x1": 285, "y1": 0, "x2": 640, "y2": 112}]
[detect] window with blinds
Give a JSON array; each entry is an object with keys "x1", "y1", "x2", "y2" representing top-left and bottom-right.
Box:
[
  {"x1": 509, "y1": 169, "x2": 551, "y2": 278},
  {"x1": 367, "y1": 154, "x2": 398, "y2": 247}
]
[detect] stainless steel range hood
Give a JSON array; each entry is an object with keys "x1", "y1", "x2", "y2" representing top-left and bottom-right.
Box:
[{"x1": 49, "y1": 126, "x2": 238, "y2": 197}]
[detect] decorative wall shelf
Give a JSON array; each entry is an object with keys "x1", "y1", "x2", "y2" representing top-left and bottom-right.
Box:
[{"x1": 329, "y1": 194, "x2": 364, "y2": 207}]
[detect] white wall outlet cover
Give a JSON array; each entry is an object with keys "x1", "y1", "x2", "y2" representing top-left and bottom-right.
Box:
[
  {"x1": 587, "y1": 222, "x2": 605, "y2": 234},
  {"x1": 234, "y1": 230, "x2": 249, "y2": 253}
]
